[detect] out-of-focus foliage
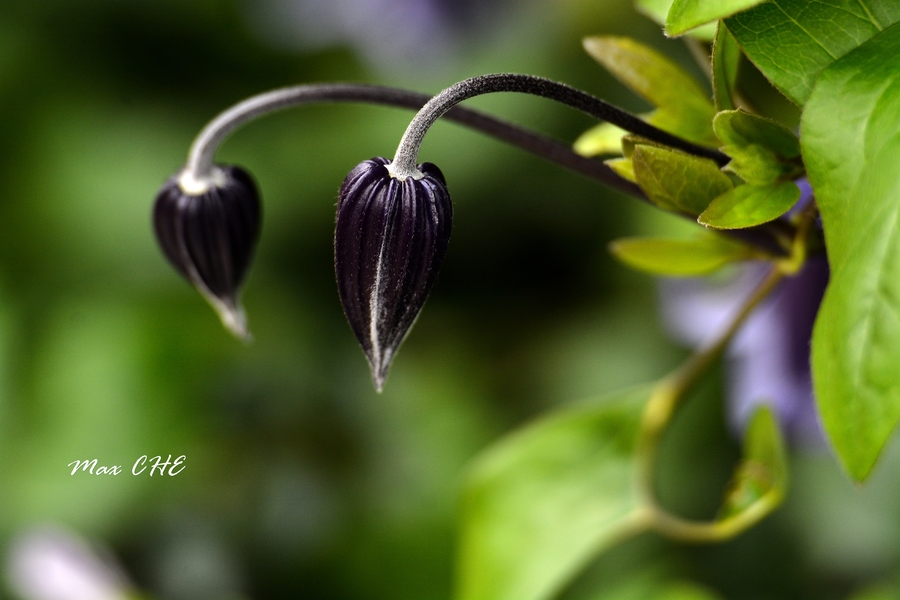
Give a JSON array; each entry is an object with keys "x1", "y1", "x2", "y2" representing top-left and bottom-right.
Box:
[
  {"x1": 457, "y1": 385, "x2": 649, "y2": 600},
  {"x1": 0, "y1": 0, "x2": 898, "y2": 599}
]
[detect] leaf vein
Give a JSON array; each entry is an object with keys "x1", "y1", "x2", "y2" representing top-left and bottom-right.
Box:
[
  {"x1": 771, "y1": 0, "x2": 839, "y2": 59},
  {"x1": 852, "y1": 195, "x2": 900, "y2": 397},
  {"x1": 855, "y1": 0, "x2": 884, "y2": 30}
]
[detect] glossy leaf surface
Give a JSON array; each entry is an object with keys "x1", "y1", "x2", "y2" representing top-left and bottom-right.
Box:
[
  {"x1": 727, "y1": 0, "x2": 900, "y2": 105},
  {"x1": 699, "y1": 182, "x2": 800, "y2": 229},
  {"x1": 610, "y1": 235, "x2": 751, "y2": 275},
  {"x1": 456, "y1": 386, "x2": 651, "y2": 600},
  {"x1": 801, "y1": 21, "x2": 900, "y2": 480},
  {"x1": 666, "y1": 0, "x2": 765, "y2": 37},
  {"x1": 635, "y1": 0, "x2": 717, "y2": 40}
]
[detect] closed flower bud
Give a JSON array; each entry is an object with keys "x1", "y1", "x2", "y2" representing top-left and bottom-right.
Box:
[
  {"x1": 153, "y1": 165, "x2": 261, "y2": 340},
  {"x1": 335, "y1": 157, "x2": 452, "y2": 391}
]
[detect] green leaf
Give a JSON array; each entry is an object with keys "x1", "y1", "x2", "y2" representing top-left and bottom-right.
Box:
[
  {"x1": 622, "y1": 135, "x2": 668, "y2": 158},
  {"x1": 456, "y1": 386, "x2": 652, "y2": 600},
  {"x1": 583, "y1": 36, "x2": 717, "y2": 146},
  {"x1": 727, "y1": 0, "x2": 900, "y2": 105},
  {"x1": 609, "y1": 234, "x2": 752, "y2": 276},
  {"x1": 712, "y1": 24, "x2": 741, "y2": 111},
  {"x1": 699, "y1": 181, "x2": 800, "y2": 229},
  {"x1": 666, "y1": 0, "x2": 766, "y2": 37},
  {"x1": 631, "y1": 144, "x2": 733, "y2": 214},
  {"x1": 713, "y1": 110, "x2": 802, "y2": 183},
  {"x1": 719, "y1": 406, "x2": 787, "y2": 519},
  {"x1": 801, "y1": 21, "x2": 900, "y2": 480},
  {"x1": 635, "y1": 0, "x2": 717, "y2": 40},
  {"x1": 574, "y1": 121, "x2": 629, "y2": 157},
  {"x1": 721, "y1": 145, "x2": 791, "y2": 184},
  {"x1": 606, "y1": 157, "x2": 637, "y2": 183},
  {"x1": 713, "y1": 110, "x2": 800, "y2": 159}
]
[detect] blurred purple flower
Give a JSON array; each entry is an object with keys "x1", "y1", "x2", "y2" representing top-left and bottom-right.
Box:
[
  {"x1": 660, "y1": 179, "x2": 828, "y2": 445},
  {"x1": 4, "y1": 526, "x2": 131, "y2": 600},
  {"x1": 245, "y1": 0, "x2": 521, "y2": 71},
  {"x1": 660, "y1": 254, "x2": 828, "y2": 446}
]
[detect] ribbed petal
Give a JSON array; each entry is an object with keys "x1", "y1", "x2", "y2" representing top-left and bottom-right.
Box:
[
  {"x1": 153, "y1": 165, "x2": 261, "y2": 339},
  {"x1": 335, "y1": 157, "x2": 452, "y2": 391}
]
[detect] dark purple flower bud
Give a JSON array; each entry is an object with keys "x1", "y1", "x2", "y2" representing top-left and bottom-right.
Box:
[
  {"x1": 335, "y1": 157, "x2": 452, "y2": 391},
  {"x1": 153, "y1": 165, "x2": 261, "y2": 340}
]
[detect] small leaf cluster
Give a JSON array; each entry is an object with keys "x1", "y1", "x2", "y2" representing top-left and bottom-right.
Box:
[{"x1": 576, "y1": 32, "x2": 804, "y2": 273}]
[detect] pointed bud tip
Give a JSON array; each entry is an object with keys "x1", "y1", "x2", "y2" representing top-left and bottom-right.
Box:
[
  {"x1": 154, "y1": 164, "x2": 261, "y2": 340},
  {"x1": 335, "y1": 157, "x2": 452, "y2": 386},
  {"x1": 210, "y1": 299, "x2": 253, "y2": 342},
  {"x1": 368, "y1": 352, "x2": 394, "y2": 393}
]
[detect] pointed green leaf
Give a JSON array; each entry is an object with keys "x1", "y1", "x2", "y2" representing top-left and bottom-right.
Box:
[
  {"x1": 622, "y1": 135, "x2": 669, "y2": 158},
  {"x1": 699, "y1": 181, "x2": 800, "y2": 229},
  {"x1": 727, "y1": 0, "x2": 900, "y2": 105},
  {"x1": 606, "y1": 157, "x2": 637, "y2": 183},
  {"x1": 574, "y1": 121, "x2": 629, "y2": 157},
  {"x1": 713, "y1": 110, "x2": 800, "y2": 159},
  {"x1": 609, "y1": 234, "x2": 752, "y2": 276},
  {"x1": 457, "y1": 386, "x2": 652, "y2": 600},
  {"x1": 719, "y1": 407, "x2": 787, "y2": 519},
  {"x1": 635, "y1": 0, "x2": 679, "y2": 26},
  {"x1": 666, "y1": 0, "x2": 765, "y2": 37},
  {"x1": 801, "y1": 21, "x2": 900, "y2": 480},
  {"x1": 635, "y1": 0, "x2": 717, "y2": 40},
  {"x1": 712, "y1": 24, "x2": 741, "y2": 111},
  {"x1": 632, "y1": 144, "x2": 734, "y2": 214},
  {"x1": 583, "y1": 36, "x2": 717, "y2": 146}
]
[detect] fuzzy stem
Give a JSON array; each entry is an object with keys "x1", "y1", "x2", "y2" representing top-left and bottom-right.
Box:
[
  {"x1": 181, "y1": 82, "x2": 642, "y2": 198},
  {"x1": 389, "y1": 73, "x2": 728, "y2": 179},
  {"x1": 180, "y1": 81, "x2": 786, "y2": 255}
]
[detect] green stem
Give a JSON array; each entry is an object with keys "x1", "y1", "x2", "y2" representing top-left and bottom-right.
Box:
[{"x1": 636, "y1": 265, "x2": 785, "y2": 543}]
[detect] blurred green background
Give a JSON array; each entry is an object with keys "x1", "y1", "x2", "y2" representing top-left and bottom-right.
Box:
[{"x1": 0, "y1": 0, "x2": 897, "y2": 598}]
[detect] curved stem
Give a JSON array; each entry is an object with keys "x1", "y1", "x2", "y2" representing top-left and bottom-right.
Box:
[
  {"x1": 389, "y1": 73, "x2": 728, "y2": 179},
  {"x1": 637, "y1": 265, "x2": 785, "y2": 541},
  {"x1": 180, "y1": 81, "x2": 788, "y2": 255},
  {"x1": 648, "y1": 488, "x2": 784, "y2": 542},
  {"x1": 182, "y1": 82, "x2": 642, "y2": 198}
]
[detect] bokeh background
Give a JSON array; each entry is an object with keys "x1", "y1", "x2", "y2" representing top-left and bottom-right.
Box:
[{"x1": 0, "y1": 0, "x2": 898, "y2": 598}]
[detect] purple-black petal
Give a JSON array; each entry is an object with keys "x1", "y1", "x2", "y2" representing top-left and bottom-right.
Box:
[
  {"x1": 153, "y1": 165, "x2": 261, "y2": 339},
  {"x1": 334, "y1": 157, "x2": 452, "y2": 391}
]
